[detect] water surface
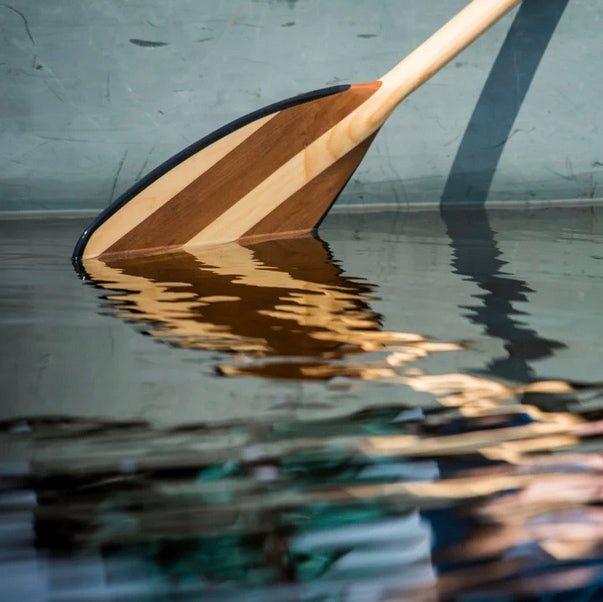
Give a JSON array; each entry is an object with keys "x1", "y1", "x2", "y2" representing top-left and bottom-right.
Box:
[{"x1": 1, "y1": 207, "x2": 602, "y2": 601}]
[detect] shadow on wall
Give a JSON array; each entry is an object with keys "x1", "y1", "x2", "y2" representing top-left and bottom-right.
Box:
[
  {"x1": 441, "y1": 0, "x2": 570, "y2": 385},
  {"x1": 440, "y1": 0, "x2": 570, "y2": 207}
]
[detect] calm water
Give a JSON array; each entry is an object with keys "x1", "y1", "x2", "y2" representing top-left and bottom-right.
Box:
[{"x1": 1, "y1": 207, "x2": 602, "y2": 601}]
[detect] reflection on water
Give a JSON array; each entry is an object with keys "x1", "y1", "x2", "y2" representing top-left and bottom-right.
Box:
[
  {"x1": 2, "y1": 397, "x2": 601, "y2": 600},
  {"x1": 441, "y1": 207, "x2": 566, "y2": 382},
  {"x1": 1, "y1": 210, "x2": 602, "y2": 601},
  {"x1": 83, "y1": 235, "x2": 460, "y2": 381}
]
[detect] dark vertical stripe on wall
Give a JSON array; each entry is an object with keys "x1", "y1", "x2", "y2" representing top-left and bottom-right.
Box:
[
  {"x1": 441, "y1": 1, "x2": 569, "y2": 384},
  {"x1": 440, "y1": 0, "x2": 570, "y2": 207}
]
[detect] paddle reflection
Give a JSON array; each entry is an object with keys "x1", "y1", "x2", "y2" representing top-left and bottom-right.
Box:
[{"x1": 84, "y1": 235, "x2": 458, "y2": 381}]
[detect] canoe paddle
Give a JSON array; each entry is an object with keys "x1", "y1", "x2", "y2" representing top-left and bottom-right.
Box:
[{"x1": 72, "y1": 0, "x2": 521, "y2": 266}]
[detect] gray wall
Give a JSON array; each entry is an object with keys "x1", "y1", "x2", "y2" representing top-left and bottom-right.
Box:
[{"x1": 1, "y1": 0, "x2": 601, "y2": 213}]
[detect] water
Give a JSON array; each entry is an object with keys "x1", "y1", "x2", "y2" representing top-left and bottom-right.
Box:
[{"x1": 1, "y1": 206, "x2": 602, "y2": 601}]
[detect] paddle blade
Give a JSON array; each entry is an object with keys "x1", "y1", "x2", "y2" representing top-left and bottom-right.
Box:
[{"x1": 72, "y1": 83, "x2": 381, "y2": 265}]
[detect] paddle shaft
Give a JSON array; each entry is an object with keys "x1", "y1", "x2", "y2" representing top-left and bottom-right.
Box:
[
  {"x1": 358, "y1": 0, "x2": 523, "y2": 133},
  {"x1": 267, "y1": 0, "x2": 523, "y2": 209}
]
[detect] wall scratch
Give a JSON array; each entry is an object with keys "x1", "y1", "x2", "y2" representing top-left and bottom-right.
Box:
[
  {"x1": 129, "y1": 38, "x2": 169, "y2": 48},
  {"x1": 2, "y1": 3, "x2": 35, "y2": 46},
  {"x1": 110, "y1": 150, "x2": 129, "y2": 202},
  {"x1": 135, "y1": 146, "x2": 154, "y2": 181}
]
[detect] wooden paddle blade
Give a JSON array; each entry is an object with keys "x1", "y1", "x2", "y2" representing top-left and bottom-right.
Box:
[{"x1": 72, "y1": 83, "x2": 381, "y2": 264}]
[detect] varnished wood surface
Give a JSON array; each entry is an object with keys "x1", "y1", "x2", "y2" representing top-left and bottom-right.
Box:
[
  {"x1": 241, "y1": 131, "x2": 378, "y2": 240},
  {"x1": 83, "y1": 84, "x2": 380, "y2": 260},
  {"x1": 82, "y1": 115, "x2": 274, "y2": 259},
  {"x1": 378, "y1": 0, "x2": 521, "y2": 112}
]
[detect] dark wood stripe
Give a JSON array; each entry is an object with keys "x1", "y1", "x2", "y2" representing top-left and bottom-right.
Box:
[
  {"x1": 105, "y1": 82, "x2": 381, "y2": 256},
  {"x1": 241, "y1": 131, "x2": 379, "y2": 240},
  {"x1": 73, "y1": 85, "x2": 350, "y2": 265}
]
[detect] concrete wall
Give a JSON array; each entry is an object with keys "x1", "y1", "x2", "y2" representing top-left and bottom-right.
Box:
[{"x1": 1, "y1": 0, "x2": 601, "y2": 213}]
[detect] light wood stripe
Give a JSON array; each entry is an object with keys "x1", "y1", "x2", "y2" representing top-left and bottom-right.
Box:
[
  {"x1": 102, "y1": 83, "x2": 380, "y2": 257},
  {"x1": 83, "y1": 114, "x2": 275, "y2": 258},
  {"x1": 241, "y1": 132, "x2": 378, "y2": 240},
  {"x1": 183, "y1": 94, "x2": 387, "y2": 247}
]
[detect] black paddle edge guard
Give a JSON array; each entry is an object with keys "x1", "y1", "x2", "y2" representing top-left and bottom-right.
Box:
[{"x1": 71, "y1": 84, "x2": 351, "y2": 275}]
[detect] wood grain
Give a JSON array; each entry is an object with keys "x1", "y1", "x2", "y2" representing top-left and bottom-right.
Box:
[
  {"x1": 241, "y1": 132, "x2": 378, "y2": 240},
  {"x1": 83, "y1": 115, "x2": 275, "y2": 259},
  {"x1": 376, "y1": 0, "x2": 521, "y2": 122},
  {"x1": 100, "y1": 83, "x2": 380, "y2": 258}
]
